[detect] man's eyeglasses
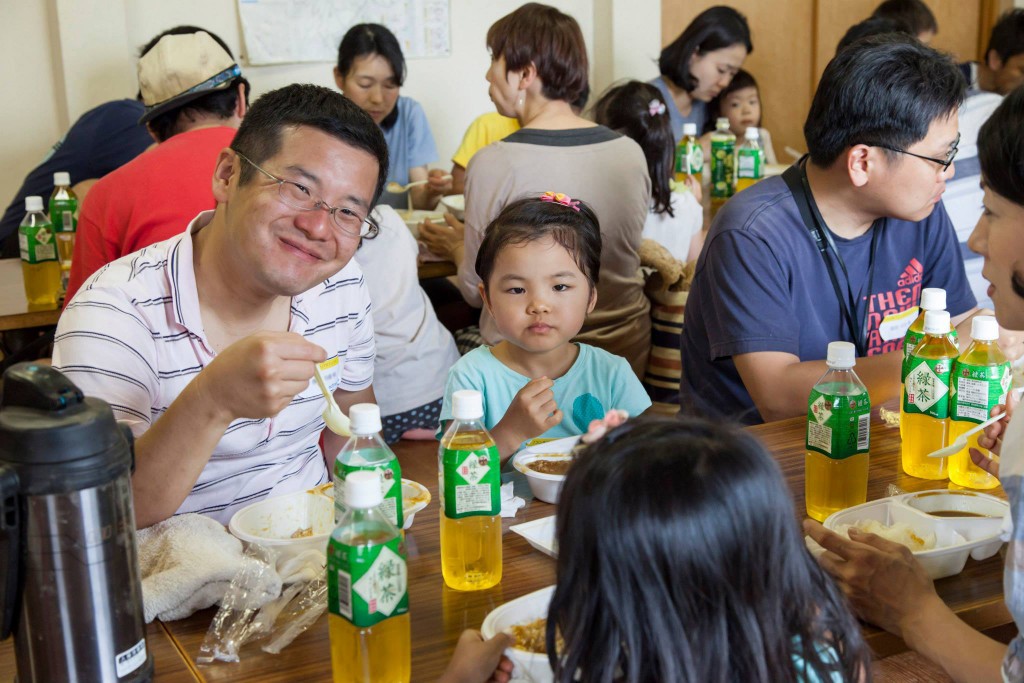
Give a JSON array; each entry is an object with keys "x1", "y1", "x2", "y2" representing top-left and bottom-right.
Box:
[
  {"x1": 872, "y1": 132, "x2": 960, "y2": 172},
  {"x1": 234, "y1": 151, "x2": 371, "y2": 237}
]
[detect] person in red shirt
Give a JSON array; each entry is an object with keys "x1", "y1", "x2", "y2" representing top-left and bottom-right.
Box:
[{"x1": 66, "y1": 26, "x2": 249, "y2": 304}]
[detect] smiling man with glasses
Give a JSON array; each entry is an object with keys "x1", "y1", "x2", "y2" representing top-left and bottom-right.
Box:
[
  {"x1": 53, "y1": 83, "x2": 390, "y2": 528},
  {"x1": 681, "y1": 35, "x2": 993, "y2": 425}
]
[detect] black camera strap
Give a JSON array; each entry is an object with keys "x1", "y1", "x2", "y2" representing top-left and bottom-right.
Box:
[{"x1": 781, "y1": 159, "x2": 881, "y2": 357}]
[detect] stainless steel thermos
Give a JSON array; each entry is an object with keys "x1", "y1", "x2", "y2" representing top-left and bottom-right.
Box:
[{"x1": 0, "y1": 363, "x2": 152, "y2": 682}]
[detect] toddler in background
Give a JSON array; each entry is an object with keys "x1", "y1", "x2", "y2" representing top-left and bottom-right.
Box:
[
  {"x1": 442, "y1": 415, "x2": 870, "y2": 683},
  {"x1": 594, "y1": 80, "x2": 705, "y2": 262},
  {"x1": 439, "y1": 194, "x2": 651, "y2": 461},
  {"x1": 705, "y1": 69, "x2": 778, "y2": 164}
]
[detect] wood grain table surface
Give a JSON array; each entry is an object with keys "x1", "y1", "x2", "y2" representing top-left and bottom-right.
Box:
[
  {"x1": 0, "y1": 258, "x2": 61, "y2": 332},
  {"x1": 0, "y1": 407, "x2": 1010, "y2": 681}
]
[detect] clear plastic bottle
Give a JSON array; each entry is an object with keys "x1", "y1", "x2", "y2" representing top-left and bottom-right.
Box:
[
  {"x1": 49, "y1": 172, "x2": 78, "y2": 297},
  {"x1": 334, "y1": 404, "x2": 404, "y2": 528},
  {"x1": 18, "y1": 196, "x2": 60, "y2": 308},
  {"x1": 900, "y1": 289, "x2": 958, "y2": 437},
  {"x1": 710, "y1": 117, "x2": 736, "y2": 214},
  {"x1": 901, "y1": 310, "x2": 958, "y2": 479},
  {"x1": 328, "y1": 470, "x2": 410, "y2": 683},
  {"x1": 805, "y1": 342, "x2": 871, "y2": 522},
  {"x1": 734, "y1": 127, "x2": 764, "y2": 192},
  {"x1": 675, "y1": 122, "x2": 703, "y2": 185},
  {"x1": 438, "y1": 390, "x2": 502, "y2": 591},
  {"x1": 948, "y1": 316, "x2": 1007, "y2": 489}
]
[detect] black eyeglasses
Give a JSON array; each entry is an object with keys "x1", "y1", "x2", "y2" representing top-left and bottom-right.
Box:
[
  {"x1": 872, "y1": 132, "x2": 960, "y2": 172},
  {"x1": 234, "y1": 151, "x2": 371, "y2": 237}
]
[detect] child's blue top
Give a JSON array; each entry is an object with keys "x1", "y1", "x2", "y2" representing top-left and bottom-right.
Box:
[{"x1": 439, "y1": 344, "x2": 651, "y2": 440}]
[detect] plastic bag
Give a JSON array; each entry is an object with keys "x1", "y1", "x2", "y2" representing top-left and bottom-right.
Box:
[{"x1": 197, "y1": 543, "x2": 327, "y2": 663}]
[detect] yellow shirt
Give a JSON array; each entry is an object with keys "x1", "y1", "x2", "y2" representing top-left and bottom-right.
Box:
[{"x1": 451, "y1": 112, "x2": 520, "y2": 168}]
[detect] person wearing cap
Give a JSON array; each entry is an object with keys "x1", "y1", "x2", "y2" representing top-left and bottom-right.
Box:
[
  {"x1": 64, "y1": 26, "x2": 249, "y2": 305},
  {"x1": 681, "y1": 35, "x2": 984, "y2": 425},
  {"x1": 53, "y1": 83, "x2": 387, "y2": 528}
]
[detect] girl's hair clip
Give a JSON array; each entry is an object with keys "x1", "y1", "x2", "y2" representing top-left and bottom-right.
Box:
[
  {"x1": 540, "y1": 191, "x2": 581, "y2": 212},
  {"x1": 648, "y1": 99, "x2": 667, "y2": 117}
]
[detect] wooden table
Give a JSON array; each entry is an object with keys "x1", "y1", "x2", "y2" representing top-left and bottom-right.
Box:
[
  {"x1": 0, "y1": 409, "x2": 1010, "y2": 681},
  {"x1": 0, "y1": 258, "x2": 61, "y2": 332}
]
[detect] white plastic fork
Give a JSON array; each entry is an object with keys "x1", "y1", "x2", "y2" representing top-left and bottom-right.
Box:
[{"x1": 927, "y1": 412, "x2": 1003, "y2": 458}]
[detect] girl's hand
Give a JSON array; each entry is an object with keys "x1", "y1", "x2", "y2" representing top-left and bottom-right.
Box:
[
  {"x1": 681, "y1": 174, "x2": 703, "y2": 204},
  {"x1": 439, "y1": 630, "x2": 515, "y2": 683},
  {"x1": 495, "y1": 377, "x2": 562, "y2": 447},
  {"x1": 420, "y1": 214, "x2": 465, "y2": 260},
  {"x1": 973, "y1": 392, "x2": 1018, "y2": 475},
  {"x1": 580, "y1": 409, "x2": 630, "y2": 444}
]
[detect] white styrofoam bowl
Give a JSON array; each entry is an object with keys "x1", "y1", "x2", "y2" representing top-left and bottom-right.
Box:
[
  {"x1": 819, "y1": 490, "x2": 1008, "y2": 579},
  {"x1": 512, "y1": 436, "x2": 580, "y2": 504},
  {"x1": 399, "y1": 210, "x2": 444, "y2": 238},
  {"x1": 480, "y1": 585, "x2": 556, "y2": 682},
  {"x1": 228, "y1": 479, "x2": 431, "y2": 561},
  {"x1": 439, "y1": 194, "x2": 465, "y2": 220}
]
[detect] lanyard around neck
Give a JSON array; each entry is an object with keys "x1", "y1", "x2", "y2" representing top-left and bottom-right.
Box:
[{"x1": 782, "y1": 160, "x2": 881, "y2": 357}]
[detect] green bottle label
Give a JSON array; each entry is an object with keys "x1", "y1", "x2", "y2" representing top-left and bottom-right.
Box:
[
  {"x1": 901, "y1": 329, "x2": 957, "y2": 381},
  {"x1": 50, "y1": 198, "x2": 77, "y2": 233},
  {"x1": 440, "y1": 445, "x2": 500, "y2": 519},
  {"x1": 903, "y1": 357, "x2": 953, "y2": 418},
  {"x1": 711, "y1": 139, "x2": 735, "y2": 198},
  {"x1": 675, "y1": 140, "x2": 704, "y2": 176},
  {"x1": 687, "y1": 141, "x2": 703, "y2": 174},
  {"x1": 327, "y1": 535, "x2": 408, "y2": 628},
  {"x1": 949, "y1": 361, "x2": 1010, "y2": 424},
  {"x1": 334, "y1": 460, "x2": 403, "y2": 528},
  {"x1": 736, "y1": 147, "x2": 763, "y2": 180},
  {"x1": 19, "y1": 222, "x2": 57, "y2": 264},
  {"x1": 806, "y1": 388, "x2": 871, "y2": 460}
]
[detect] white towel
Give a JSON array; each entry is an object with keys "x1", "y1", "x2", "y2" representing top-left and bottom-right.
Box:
[{"x1": 137, "y1": 513, "x2": 280, "y2": 623}]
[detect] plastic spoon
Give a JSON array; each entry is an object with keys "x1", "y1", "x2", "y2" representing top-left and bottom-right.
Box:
[
  {"x1": 926, "y1": 412, "x2": 1003, "y2": 458},
  {"x1": 385, "y1": 175, "x2": 453, "y2": 194},
  {"x1": 313, "y1": 365, "x2": 350, "y2": 436}
]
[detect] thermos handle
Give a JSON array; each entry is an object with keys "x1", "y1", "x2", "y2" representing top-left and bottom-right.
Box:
[
  {"x1": 120, "y1": 423, "x2": 136, "y2": 475},
  {"x1": 0, "y1": 464, "x2": 20, "y2": 640}
]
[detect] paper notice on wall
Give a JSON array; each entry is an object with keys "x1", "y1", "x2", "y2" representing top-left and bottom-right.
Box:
[{"x1": 237, "y1": 0, "x2": 451, "y2": 65}]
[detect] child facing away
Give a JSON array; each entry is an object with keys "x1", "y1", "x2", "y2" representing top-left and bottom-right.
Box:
[
  {"x1": 438, "y1": 193, "x2": 651, "y2": 461},
  {"x1": 594, "y1": 80, "x2": 705, "y2": 263},
  {"x1": 440, "y1": 415, "x2": 871, "y2": 683},
  {"x1": 704, "y1": 69, "x2": 779, "y2": 165}
]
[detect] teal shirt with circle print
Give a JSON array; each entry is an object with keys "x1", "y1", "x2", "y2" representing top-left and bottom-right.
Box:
[{"x1": 438, "y1": 344, "x2": 651, "y2": 442}]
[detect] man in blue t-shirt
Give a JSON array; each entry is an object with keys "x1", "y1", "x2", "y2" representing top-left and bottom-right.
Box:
[
  {"x1": 681, "y1": 35, "x2": 981, "y2": 425},
  {"x1": 0, "y1": 100, "x2": 152, "y2": 258}
]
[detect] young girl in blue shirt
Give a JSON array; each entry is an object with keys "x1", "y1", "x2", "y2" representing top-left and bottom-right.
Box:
[{"x1": 439, "y1": 193, "x2": 651, "y2": 461}]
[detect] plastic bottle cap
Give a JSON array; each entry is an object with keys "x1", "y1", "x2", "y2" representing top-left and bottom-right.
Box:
[
  {"x1": 920, "y1": 288, "x2": 946, "y2": 311},
  {"x1": 25, "y1": 196, "x2": 43, "y2": 212},
  {"x1": 972, "y1": 315, "x2": 999, "y2": 341},
  {"x1": 745, "y1": 127, "x2": 760, "y2": 140},
  {"x1": 716, "y1": 117, "x2": 730, "y2": 129},
  {"x1": 452, "y1": 390, "x2": 484, "y2": 421},
  {"x1": 682, "y1": 123, "x2": 697, "y2": 136},
  {"x1": 345, "y1": 470, "x2": 383, "y2": 509},
  {"x1": 348, "y1": 403, "x2": 382, "y2": 435},
  {"x1": 53, "y1": 172, "x2": 70, "y2": 187},
  {"x1": 826, "y1": 341, "x2": 856, "y2": 368},
  {"x1": 923, "y1": 310, "x2": 951, "y2": 335}
]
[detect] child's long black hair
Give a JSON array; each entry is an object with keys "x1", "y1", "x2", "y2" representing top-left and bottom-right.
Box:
[
  {"x1": 593, "y1": 81, "x2": 675, "y2": 217},
  {"x1": 547, "y1": 415, "x2": 871, "y2": 683}
]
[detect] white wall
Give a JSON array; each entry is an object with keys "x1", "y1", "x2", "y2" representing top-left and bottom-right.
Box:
[{"x1": 0, "y1": 0, "x2": 659, "y2": 206}]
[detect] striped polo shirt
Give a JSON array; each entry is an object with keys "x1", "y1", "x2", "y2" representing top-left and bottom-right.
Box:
[{"x1": 53, "y1": 211, "x2": 375, "y2": 524}]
